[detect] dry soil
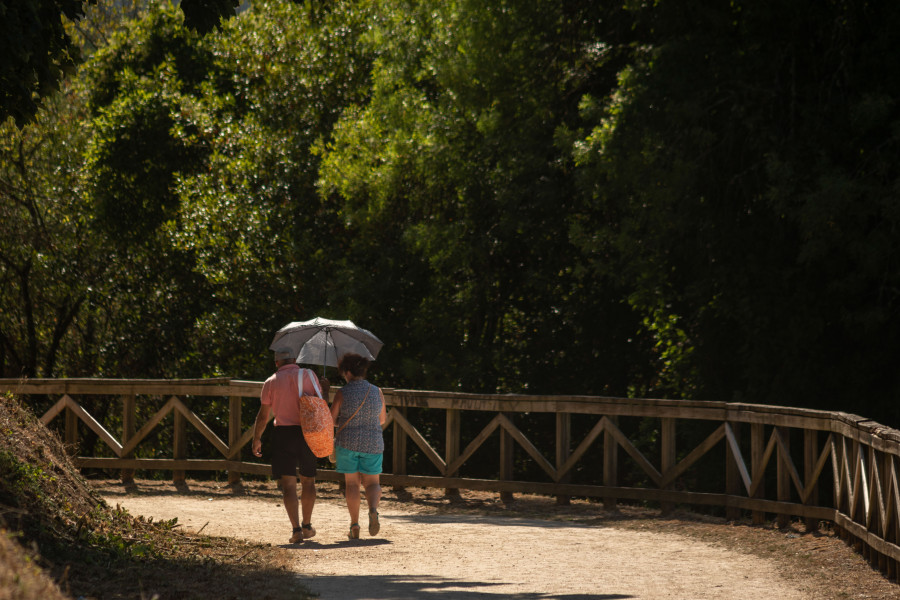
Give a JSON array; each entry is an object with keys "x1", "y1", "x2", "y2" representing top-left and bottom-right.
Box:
[{"x1": 94, "y1": 478, "x2": 900, "y2": 600}]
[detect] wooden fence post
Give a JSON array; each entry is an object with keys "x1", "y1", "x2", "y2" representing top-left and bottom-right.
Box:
[
  {"x1": 884, "y1": 453, "x2": 897, "y2": 580},
  {"x1": 725, "y1": 421, "x2": 741, "y2": 520},
  {"x1": 751, "y1": 423, "x2": 766, "y2": 525},
  {"x1": 500, "y1": 413, "x2": 514, "y2": 504},
  {"x1": 556, "y1": 412, "x2": 571, "y2": 505},
  {"x1": 872, "y1": 446, "x2": 886, "y2": 574},
  {"x1": 776, "y1": 427, "x2": 790, "y2": 528},
  {"x1": 121, "y1": 395, "x2": 135, "y2": 484},
  {"x1": 446, "y1": 408, "x2": 460, "y2": 497},
  {"x1": 392, "y1": 406, "x2": 408, "y2": 493},
  {"x1": 500, "y1": 413, "x2": 515, "y2": 504},
  {"x1": 65, "y1": 404, "x2": 78, "y2": 452},
  {"x1": 173, "y1": 408, "x2": 186, "y2": 484},
  {"x1": 661, "y1": 417, "x2": 676, "y2": 516},
  {"x1": 804, "y1": 429, "x2": 819, "y2": 531},
  {"x1": 604, "y1": 415, "x2": 618, "y2": 511},
  {"x1": 228, "y1": 395, "x2": 242, "y2": 485}
]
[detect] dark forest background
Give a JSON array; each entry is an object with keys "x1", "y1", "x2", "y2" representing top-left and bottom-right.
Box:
[{"x1": 3, "y1": 0, "x2": 900, "y2": 429}]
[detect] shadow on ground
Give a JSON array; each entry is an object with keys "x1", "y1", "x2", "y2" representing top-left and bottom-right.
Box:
[{"x1": 303, "y1": 574, "x2": 633, "y2": 600}]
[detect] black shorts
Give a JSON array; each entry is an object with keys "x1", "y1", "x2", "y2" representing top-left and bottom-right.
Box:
[{"x1": 271, "y1": 426, "x2": 317, "y2": 479}]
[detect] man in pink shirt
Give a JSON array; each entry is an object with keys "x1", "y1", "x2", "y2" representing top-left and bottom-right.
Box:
[{"x1": 252, "y1": 347, "x2": 330, "y2": 543}]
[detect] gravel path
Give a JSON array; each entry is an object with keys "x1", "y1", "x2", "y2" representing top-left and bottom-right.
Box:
[{"x1": 97, "y1": 480, "x2": 821, "y2": 600}]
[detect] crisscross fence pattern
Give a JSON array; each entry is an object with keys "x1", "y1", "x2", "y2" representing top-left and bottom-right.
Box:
[{"x1": 2, "y1": 377, "x2": 899, "y2": 579}]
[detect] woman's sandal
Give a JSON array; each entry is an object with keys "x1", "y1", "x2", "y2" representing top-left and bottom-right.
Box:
[
  {"x1": 368, "y1": 510, "x2": 380, "y2": 536},
  {"x1": 348, "y1": 522, "x2": 360, "y2": 540}
]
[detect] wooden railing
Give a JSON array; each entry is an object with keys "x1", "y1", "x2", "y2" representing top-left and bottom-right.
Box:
[{"x1": 2, "y1": 377, "x2": 900, "y2": 579}]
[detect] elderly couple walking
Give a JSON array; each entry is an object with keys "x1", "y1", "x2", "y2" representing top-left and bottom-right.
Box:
[{"x1": 251, "y1": 347, "x2": 387, "y2": 543}]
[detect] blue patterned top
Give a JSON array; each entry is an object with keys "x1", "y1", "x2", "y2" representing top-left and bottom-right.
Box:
[{"x1": 334, "y1": 380, "x2": 384, "y2": 454}]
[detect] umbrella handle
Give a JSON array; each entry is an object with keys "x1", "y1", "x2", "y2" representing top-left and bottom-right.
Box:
[{"x1": 322, "y1": 329, "x2": 330, "y2": 378}]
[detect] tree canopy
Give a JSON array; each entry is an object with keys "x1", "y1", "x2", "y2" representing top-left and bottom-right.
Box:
[
  {"x1": 2, "y1": 0, "x2": 899, "y2": 426},
  {"x1": 0, "y1": 0, "x2": 238, "y2": 126}
]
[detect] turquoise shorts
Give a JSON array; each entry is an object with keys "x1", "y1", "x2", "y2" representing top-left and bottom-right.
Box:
[{"x1": 334, "y1": 445, "x2": 383, "y2": 475}]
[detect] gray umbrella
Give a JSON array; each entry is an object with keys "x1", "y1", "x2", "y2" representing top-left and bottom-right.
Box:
[{"x1": 269, "y1": 317, "x2": 384, "y2": 373}]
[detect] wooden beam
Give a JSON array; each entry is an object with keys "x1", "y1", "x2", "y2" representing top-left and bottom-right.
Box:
[
  {"x1": 171, "y1": 396, "x2": 230, "y2": 457},
  {"x1": 390, "y1": 408, "x2": 447, "y2": 473},
  {"x1": 661, "y1": 424, "x2": 726, "y2": 488},
  {"x1": 802, "y1": 429, "x2": 819, "y2": 521},
  {"x1": 868, "y1": 446, "x2": 886, "y2": 534},
  {"x1": 500, "y1": 413, "x2": 515, "y2": 503},
  {"x1": 835, "y1": 512, "x2": 900, "y2": 563},
  {"x1": 661, "y1": 417, "x2": 676, "y2": 515},
  {"x1": 227, "y1": 395, "x2": 242, "y2": 484},
  {"x1": 446, "y1": 408, "x2": 461, "y2": 495},
  {"x1": 120, "y1": 396, "x2": 178, "y2": 456},
  {"x1": 604, "y1": 417, "x2": 662, "y2": 487},
  {"x1": 173, "y1": 406, "x2": 186, "y2": 483},
  {"x1": 751, "y1": 423, "x2": 766, "y2": 525},
  {"x1": 121, "y1": 395, "x2": 136, "y2": 483},
  {"x1": 445, "y1": 414, "x2": 502, "y2": 476},
  {"x1": 604, "y1": 415, "x2": 618, "y2": 510},
  {"x1": 724, "y1": 423, "x2": 752, "y2": 495},
  {"x1": 497, "y1": 413, "x2": 557, "y2": 481},
  {"x1": 749, "y1": 429, "x2": 778, "y2": 498},
  {"x1": 851, "y1": 441, "x2": 869, "y2": 520},
  {"x1": 802, "y1": 434, "x2": 833, "y2": 504},
  {"x1": 775, "y1": 427, "x2": 792, "y2": 528},
  {"x1": 555, "y1": 411, "x2": 571, "y2": 503},
  {"x1": 557, "y1": 416, "x2": 606, "y2": 480},
  {"x1": 63, "y1": 396, "x2": 123, "y2": 456},
  {"x1": 40, "y1": 396, "x2": 67, "y2": 425},
  {"x1": 774, "y1": 427, "x2": 804, "y2": 497},
  {"x1": 391, "y1": 407, "x2": 408, "y2": 487}
]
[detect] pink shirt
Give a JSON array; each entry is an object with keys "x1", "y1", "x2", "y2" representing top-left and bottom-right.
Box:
[{"x1": 260, "y1": 364, "x2": 323, "y2": 426}]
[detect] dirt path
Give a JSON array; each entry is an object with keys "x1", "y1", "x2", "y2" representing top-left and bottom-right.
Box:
[{"x1": 95, "y1": 479, "x2": 899, "y2": 600}]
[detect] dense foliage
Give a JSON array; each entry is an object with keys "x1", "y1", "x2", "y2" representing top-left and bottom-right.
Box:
[
  {"x1": 1, "y1": 0, "x2": 899, "y2": 427},
  {"x1": 0, "y1": 0, "x2": 237, "y2": 126}
]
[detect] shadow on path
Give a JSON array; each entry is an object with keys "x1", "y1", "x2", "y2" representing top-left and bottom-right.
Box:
[
  {"x1": 386, "y1": 512, "x2": 595, "y2": 530},
  {"x1": 304, "y1": 574, "x2": 633, "y2": 600},
  {"x1": 278, "y1": 538, "x2": 393, "y2": 550}
]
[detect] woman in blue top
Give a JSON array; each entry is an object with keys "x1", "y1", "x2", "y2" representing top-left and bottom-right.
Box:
[{"x1": 330, "y1": 352, "x2": 387, "y2": 539}]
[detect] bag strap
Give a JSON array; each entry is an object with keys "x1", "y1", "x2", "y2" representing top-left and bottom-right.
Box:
[
  {"x1": 335, "y1": 383, "x2": 373, "y2": 436},
  {"x1": 298, "y1": 368, "x2": 323, "y2": 399}
]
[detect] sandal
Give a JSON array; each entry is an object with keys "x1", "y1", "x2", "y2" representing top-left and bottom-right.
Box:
[
  {"x1": 289, "y1": 526, "x2": 304, "y2": 544},
  {"x1": 348, "y1": 522, "x2": 360, "y2": 540},
  {"x1": 368, "y1": 510, "x2": 380, "y2": 536},
  {"x1": 289, "y1": 523, "x2": 316, "y2": 543}
]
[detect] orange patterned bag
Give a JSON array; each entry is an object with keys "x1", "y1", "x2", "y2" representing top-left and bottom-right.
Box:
[{"x1": 297, "y1": 369, "x2": 334, "y2": 458}]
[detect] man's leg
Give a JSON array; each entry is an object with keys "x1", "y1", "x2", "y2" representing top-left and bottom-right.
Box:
[
  {"x1": 280, "y1": 475, "x2": 299, "y2": 529},
  {"x1": 299, "y1": 475, "x2": 317, "y2": 531}
]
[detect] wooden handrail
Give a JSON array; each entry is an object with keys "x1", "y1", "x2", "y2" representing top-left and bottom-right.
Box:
[{"x1": 2, "y1": 376, "x2": 900, "y2": 580}]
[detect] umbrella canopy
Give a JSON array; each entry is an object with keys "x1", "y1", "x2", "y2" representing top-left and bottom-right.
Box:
[{"x1": 269, "y1": 317, "x2": 384, "y2": 370}]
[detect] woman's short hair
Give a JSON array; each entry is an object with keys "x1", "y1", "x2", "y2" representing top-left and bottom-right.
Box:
[{"x1": 338, "y1": 353, "x2": 370, "y2": 377}]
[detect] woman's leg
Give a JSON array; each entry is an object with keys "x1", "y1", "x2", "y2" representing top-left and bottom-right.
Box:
[
  {"x1": 361, "y1": 473, "x2": 381, "y2": 535},
  {"x1": 344, "y1": 472, "x2": 362, "y2": 525},
  {"x1": 361, "y1": 473, "x2": 381, "y2": 513}
]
